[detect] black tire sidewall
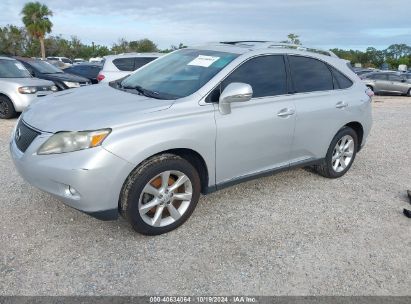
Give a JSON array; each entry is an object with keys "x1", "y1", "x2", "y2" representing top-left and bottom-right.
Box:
[
  {"x1": 0, "y1": 96, "x2": 16, "y2": 119},
  {"x1": 124, "y1": 156, "x2": 201, "y2": 235},
  {"x1": 324, "y1": 127, "x2": 358, "y2": 178}
]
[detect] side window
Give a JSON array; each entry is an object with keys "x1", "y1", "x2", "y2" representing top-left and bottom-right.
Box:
[
  {"x1": 330, "y1": 66, "x2": 353, "y2": 89},
  {"x1": 113, "y1": 58, "x2": 135, "y2": 71},
  {"x1": 388, "y1": 74, "x2": 402, "y2": 82},
  {"x1": 373, "y1": 74, "x2": 387, "y2": 80},
  {"x1": 221, "y1": 55, "x2": 287, "y2": 98},
  {"x1": 289, "y1": 56, "x2": 333, "y2": 93},
  {"x1": 134, "y1": 57, "x2": 156, "y2": 70}
]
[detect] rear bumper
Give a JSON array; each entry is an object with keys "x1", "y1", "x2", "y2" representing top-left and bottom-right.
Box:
[{"x1": 9, "y1": 131, "x2": 135, "y2": 220}]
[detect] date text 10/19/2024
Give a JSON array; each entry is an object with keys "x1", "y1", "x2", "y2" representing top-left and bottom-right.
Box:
[{"x1": 149, "y1": 296, "x2": 257, "y2": 303}]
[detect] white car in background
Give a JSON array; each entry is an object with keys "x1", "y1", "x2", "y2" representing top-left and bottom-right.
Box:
[
  {"x1": 97, "y1": 53, "x2": 162, "y2": 83},
  {"x1": 47, "y1": 56, "x2": 73, "y2": 68}
]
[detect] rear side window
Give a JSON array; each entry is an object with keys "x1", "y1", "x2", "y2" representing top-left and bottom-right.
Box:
[
  {"x1": 373, "y1": 74, "x2": 388, "y2": 80},
  {"x1": 388, "y1": 74, "x2": 402, "y2": 82},
  {"x1": 222, "y1": 55, "x2": 287, "y2": 98},
  {"x1": 289, "y1": 56, "x2": 333, "y2": 93},
  {"x1": 134, "y1": 57, "x2": 156, "y2": 69},
  {"x1": 330, "y1": 66, "x2": 353, "y2": 89},
  {"x1": 113, "y1": 58, "x2": 135, "y2": 71}
]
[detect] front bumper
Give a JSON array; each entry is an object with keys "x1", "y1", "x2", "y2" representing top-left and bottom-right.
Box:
[{"x1": 9, "y1": 128, "x2": 135, "y2": 220}]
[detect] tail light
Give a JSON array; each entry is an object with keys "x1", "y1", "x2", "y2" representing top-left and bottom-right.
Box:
[
  {"x1": 365, "y1": 88, "x2": 374, "y2": 97},
  {"x1": 97, "y1": 73, "x2": 105, "y2": 82}
]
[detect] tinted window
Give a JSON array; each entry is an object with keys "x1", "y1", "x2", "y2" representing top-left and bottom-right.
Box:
[
  {"x1": 330, "y1": 66, "x2": 353, "y2": 89},
  {"x1": 222, "y1": 55, "x2": 287, "y2": 98},
  {"x1": 113, "y1": 58, "x2": 135, "y2": 71},
  {"x1": 134, "y1": 57, "x2": 156, "y2": 69},
  {"x1": 0, "y1": 59, "x2": 31, "y2": 78},
  {"x1": 388, "y1": 74, "x2": 402, "y2": 82},
  {"x1": 289, "y1": 56, "x2": 333, "y2": 93},
  {"x1": 373, "y1": 74, "x2": 388, "y2": 80}
]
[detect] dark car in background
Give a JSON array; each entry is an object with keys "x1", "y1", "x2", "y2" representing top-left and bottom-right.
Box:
[
  {"x1": 15, "y1": 57, "x2": 91, "y2": 90},
  {"x1": 64, "y1": 63, "x2": 102, "y2": 84},
  {"x1": 362, "y1": 72, "x2": 411, "y2": 96}
]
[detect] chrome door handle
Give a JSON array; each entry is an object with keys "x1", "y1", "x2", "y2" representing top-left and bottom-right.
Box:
[
  {"x1": 277, "y1": 108, "x2": 295, "y2": 117},
  {"x1": 336, "y1": 101, "x2": 348, "y2": 109}
]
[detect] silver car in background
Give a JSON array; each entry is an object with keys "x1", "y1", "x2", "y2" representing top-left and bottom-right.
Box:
[
  {"x1": 0, "y1": 57, "x2": 57, "y2": 119},
  {"x1": 10, "y1": 42, "x2": 373, "y2": 235},
  {"x1": 97, "y1": 53, "x2": 162, "y2": 82},
  {"x1": 363, "y1": 71, "x2": 411, "y2": 96}
]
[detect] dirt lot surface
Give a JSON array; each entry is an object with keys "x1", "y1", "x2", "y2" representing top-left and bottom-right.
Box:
[{"x1": 0, "y1": 96, "x2": 410, "y2": 295}]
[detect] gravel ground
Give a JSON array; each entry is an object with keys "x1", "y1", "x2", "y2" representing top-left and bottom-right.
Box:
[{"x1": 0, "y1": 96, "x2": 410, "y2": 296}]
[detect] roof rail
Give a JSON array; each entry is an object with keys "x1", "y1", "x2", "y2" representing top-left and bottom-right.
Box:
[{"x1": 219, "y1": 41, "x2": 338, "y2": 58}]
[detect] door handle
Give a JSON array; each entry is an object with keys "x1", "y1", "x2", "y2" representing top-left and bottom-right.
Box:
[
  {"x1": 277, "y1": 108, "x2": 295, "y2": 117},
  {"x1": 335, "y1": 101, "x2": 348, "y2": 109}
]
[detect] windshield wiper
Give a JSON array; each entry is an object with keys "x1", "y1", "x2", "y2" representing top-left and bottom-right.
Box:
[{"x1": 118, "y1": 82, "x2": 163, "y2": 99}]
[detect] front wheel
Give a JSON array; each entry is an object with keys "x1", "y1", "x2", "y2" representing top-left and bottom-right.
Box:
[
  {"x1": 120, "y1": 154, "x2": 201, "y2": 235},
  {"x1": 314, "y1": 127, "x2": 358, "y2": 178},
  {"x1": 0, "y1": 95, "x2": 17, "y2": 119}
]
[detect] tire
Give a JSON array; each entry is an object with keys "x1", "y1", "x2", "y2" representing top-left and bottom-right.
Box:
[
  {"x1": 0, "y1": 95, "x2": 17, "y2": 119},
  {"x1": 120, "y1": 153, "x2": 201, "y2": 235},
  {"x1": 407, "y1": 89, "x2": 411, "y2": 97},
  {"x1": 314, "y1": 127, "x2": 358, "y2": 178}
]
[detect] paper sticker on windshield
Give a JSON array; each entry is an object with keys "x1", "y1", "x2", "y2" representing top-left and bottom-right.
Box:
[
  {"x1": 188, "y1": 55, "x2": 220, "y2": 67},
  {"x1": 15, "y1": 63, "x2": 26, "y2": 70}
]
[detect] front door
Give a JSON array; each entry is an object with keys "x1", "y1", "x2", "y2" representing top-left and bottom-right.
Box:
[{"x1": 214, "y1": 55, "x2": 296, "y2": 184}]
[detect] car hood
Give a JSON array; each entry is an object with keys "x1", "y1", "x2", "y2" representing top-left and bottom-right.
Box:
[
  {"x1": 41, "y1": 72, "x2": 90, "y2": 83},
  {"x1": 22, "y1": 84, "x2": 174, "y2": 132},
  {"x1": 0, "y1": 77, "x2": 54, "y2": 86}
]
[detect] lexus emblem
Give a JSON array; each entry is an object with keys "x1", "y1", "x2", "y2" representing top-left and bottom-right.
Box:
[{"x1": 15, "y1": 128, "x2": 21, "y2": 141}]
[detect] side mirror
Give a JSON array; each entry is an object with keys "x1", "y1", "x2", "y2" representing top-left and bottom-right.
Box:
[{"x1": 219, "y1": 82, "x2": 253, "y2": 115}]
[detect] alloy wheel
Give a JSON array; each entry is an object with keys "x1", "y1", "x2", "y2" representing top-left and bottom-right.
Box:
[
  {"x1": 138, "y1": 170, "x2": 193, "y2": 227},
  {"x1": 331, "y1": 135, "x2": 355, "y2": 173}
]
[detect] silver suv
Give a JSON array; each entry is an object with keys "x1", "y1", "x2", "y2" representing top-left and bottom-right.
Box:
[
  {"x1": 0, "y1": 57, "x2": 57, "y2": 119},
  {"x1": 10, "y1": 42, "x2": 373, "y2": 235},
  {"x1": 363, "y1": 71, "x2": 411, "y2": 96}
]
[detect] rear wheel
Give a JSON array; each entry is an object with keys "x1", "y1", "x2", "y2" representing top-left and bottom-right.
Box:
[
  {"x1": 0, "y1": 95, "x2": 17, "y2": 119},
  {"x1": 120, "y1": 154, "x2": 201, "y2": 235},
  {"x1": 407, "y1": 89, "x2": 411, "y2": 97},
  {"x1": 314, "y1": 127, "x2": 358, "y2": 178}
]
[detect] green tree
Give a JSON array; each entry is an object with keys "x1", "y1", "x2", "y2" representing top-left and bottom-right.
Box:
[
  {"x1": 281, "y1": 33, "x2": 301, "y2": 45},
  {"x1": 21, "y1": 2, "x2": 53, "y2": 59}
]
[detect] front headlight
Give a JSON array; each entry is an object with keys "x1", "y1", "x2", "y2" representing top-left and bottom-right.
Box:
[
  {"x1": 62, "y1": 81, "x2": 80, "y2": 88},
  {"x1": 18, "y1": 86, "x2": 38, "y2": 94},
  {"x1": 37, "y1": 129, "x2": 111, "y2": 155},
  {"x1": 50, "y1": 85, "x2": 58, "y2": 92}
]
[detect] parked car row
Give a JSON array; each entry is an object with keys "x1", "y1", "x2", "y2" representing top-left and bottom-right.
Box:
[{"x1": 0, "y1": 52, "x2": 166, "y2": 118}]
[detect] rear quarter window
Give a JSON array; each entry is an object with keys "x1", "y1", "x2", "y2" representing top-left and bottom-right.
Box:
[
  {"x1": 134, "y1": 57, "x2": 156, "y2": 69},
  {"x1": 288, "y1": 56, "x2": 334, "y2": 93},
  {"x1": 113, "y1": 58, "x2": 135, "y2": 71},
  {"x1": 329, "y1": 66, "x2": 353, "y2": 89}
]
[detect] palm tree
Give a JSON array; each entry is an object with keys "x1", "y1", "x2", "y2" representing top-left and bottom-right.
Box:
[{"x1": 21, "y1": 2, "x2": 53, "y2": 59}]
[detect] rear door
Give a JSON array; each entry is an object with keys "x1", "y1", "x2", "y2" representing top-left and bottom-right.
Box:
[
  {"x1": 214, "y1": 55, "x2": 296, "y2": 184},
  {"x1": 288, "y1": 55, "x2": 354, "y2": 162},
  {"x1": 372, "y1": 73, "x2": 390, "y2": 92},
  {"x1": 387, "y1": 74, "x2": 407, "y2": 94}
]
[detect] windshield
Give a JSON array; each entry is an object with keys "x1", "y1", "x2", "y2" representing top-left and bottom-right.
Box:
[
  {"x1": 0, "y1": 59, "x2": 31, "y2": 78},
  {"x1": 121, "y1": 49, "x2": 239, "y2": 99},
  {"x1": 28, "y1": 60, "x2": 63, "y2": 74}
]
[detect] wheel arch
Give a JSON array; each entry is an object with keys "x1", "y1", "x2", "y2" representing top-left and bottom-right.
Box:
[{"x1": 344, "y1": 121, "x2": 364, "y2": 151}]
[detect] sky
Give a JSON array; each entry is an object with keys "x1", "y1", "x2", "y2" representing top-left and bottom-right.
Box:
[{"x1": 0, "y1": 0, "x2": 410, "y2": 50}]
